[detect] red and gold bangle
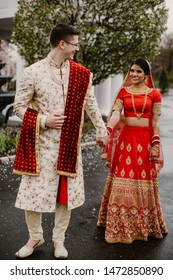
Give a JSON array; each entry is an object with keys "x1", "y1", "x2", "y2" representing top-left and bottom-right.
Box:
[
  {"x1": 152, "y1": 139, "x2": 160, "y2": 145},
  {"x1": 152, "y1": 135, "x2": 160, "y2": 140},
  {"x1": 152, "y1": 134, "x2": 160, "y2": 138},
  {"x1": 106, "y1": 126, "x2": 113, "y2": 135},
  {"x1": 152, "y1": 135, "x2": 160, "y2": 146}
]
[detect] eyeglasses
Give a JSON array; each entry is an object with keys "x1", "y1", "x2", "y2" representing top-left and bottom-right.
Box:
[{"x1": 64, "y1": 40, "x2": 80, "y2": 47}]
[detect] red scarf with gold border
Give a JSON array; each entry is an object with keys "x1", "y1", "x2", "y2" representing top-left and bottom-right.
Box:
[
  {"x1": 13, "y1": 60, "x2": 91, "y2": 177},
  {"x1": 13, "y1": 108, "x2": 40, "y2": 175}
]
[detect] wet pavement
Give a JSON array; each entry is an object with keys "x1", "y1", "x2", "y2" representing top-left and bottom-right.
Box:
[{"x1": 0, "y1": 91, "x2": 173, "y2": 260}]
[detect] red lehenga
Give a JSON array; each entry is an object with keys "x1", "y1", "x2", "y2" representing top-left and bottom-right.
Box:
[{"x1": 97, "y1": 73, "x2": 168, "y2": 244}]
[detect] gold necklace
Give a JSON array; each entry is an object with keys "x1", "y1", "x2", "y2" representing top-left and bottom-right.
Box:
[
  {"x1": 130, "y1": 85, "x2": 148, "y2": 93},
  {"x1": 131, "y1": 93, "x2": 147, "y2": 119}
]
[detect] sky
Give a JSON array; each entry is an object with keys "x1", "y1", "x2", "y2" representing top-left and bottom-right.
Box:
[{"x1": 165, "y1": 0, "x2": 173, "y2": 31}]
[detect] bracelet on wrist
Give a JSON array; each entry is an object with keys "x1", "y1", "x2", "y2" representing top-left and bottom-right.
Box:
[
  {"x1": 106, "y1": 126, "x2": 113, "y2": 135},
  {"x1": 152, "y1": 134, "x2": 160, "y2": 139},
  {"x1": 152, "y1": 139, "x2": 160, "y2": 145}
]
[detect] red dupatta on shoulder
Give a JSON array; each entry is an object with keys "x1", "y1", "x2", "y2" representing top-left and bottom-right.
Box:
[
  {"x1": 13, "y1": 60, "x2": 91, "y2": 177},
  {"x1": 57, "y1": 60, "x2": 91, "y2": 177}
]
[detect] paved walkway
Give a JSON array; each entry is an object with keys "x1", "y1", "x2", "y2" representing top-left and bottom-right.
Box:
[
  {"x1": 0, "y1": 144, "x2": 173, "y2": 260},
  {"x1": 0, "y1": 91, "x2": 173, "y2": 260}
]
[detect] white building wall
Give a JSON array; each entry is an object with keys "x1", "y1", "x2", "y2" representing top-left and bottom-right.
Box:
[
  {"x1": 95, "y1": 74, "x2": 123, "y2": 116},
  {"x1": 15, "y1": 53, "x2": 26, "y2": 90},
  {"x1": 0, "y1": 0, "x2": 18, "y2": 18},
  {"x1": 95, "y1": 77, "x2": 112, "y2": 116},
  {"x1": 111, "y1": 74, "x2": 124, "y2": 102}
]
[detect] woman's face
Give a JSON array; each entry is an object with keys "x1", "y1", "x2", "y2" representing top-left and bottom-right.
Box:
[{"x1": 129, "y1": 64, "x2": 145, "y2": 85}]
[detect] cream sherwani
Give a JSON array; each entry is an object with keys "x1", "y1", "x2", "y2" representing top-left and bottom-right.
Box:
[{"x1": 14, "y1": 57, "x2": 107, "y2": 212}]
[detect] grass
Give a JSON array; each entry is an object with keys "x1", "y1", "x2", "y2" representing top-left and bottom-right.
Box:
[{"x1": 0, "y1": 126, "x2": 19, "y2": 157}]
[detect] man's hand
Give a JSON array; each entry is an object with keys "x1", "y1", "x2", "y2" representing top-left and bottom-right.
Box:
[
  {"x1": 96, "y1": 135, "x2": 109, "y2": 148},
  {"x1": 45, "y1": 113, "x2": 67, "y2": 129}
]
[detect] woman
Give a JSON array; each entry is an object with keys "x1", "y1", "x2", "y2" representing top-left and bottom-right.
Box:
[{"x1": 97, "y1": 58, "x2": 168, "y2": 244}]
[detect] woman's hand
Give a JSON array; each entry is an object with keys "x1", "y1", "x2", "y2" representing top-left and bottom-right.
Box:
[{"x1": 149, "y1": 145, "x2": 159, "y2": 162}]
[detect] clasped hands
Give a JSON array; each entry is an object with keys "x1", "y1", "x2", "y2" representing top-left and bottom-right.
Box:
[
  {"x1": 96, "y1": 135, "x2": 109, "y2": 148},
  {"x1": 45, "y1": 112, "x2": 109, "y2": 147}
]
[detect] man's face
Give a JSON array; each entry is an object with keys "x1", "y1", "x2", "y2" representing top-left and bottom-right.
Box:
[{"x1": 62, "y1": 35, "x2": 80, "y2": 60}]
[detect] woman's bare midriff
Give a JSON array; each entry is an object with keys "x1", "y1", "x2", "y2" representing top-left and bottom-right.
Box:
[{"x1": 124, "y1": 117, "x2": 149, "y2": 127}]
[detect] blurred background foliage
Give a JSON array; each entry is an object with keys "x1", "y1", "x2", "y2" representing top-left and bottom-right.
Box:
[{"x1": 12, "y1": 0, "x2": 169, "y2": 86}]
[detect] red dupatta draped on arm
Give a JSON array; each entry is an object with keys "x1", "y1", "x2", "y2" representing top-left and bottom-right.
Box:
[{"x1": 13, "y1": 108, "x2": 40, "y2": 175}]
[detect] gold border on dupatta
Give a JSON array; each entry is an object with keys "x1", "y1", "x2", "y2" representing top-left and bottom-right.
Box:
[
  {"x1": 13, "y1": 113, "x2": 40, "y2": 176},
  {"x1": 56, "y1": 72, "x2": 93, "y2": 178},
  {"x1": 75, "y1": 72, "x2": 93, "y2": 176}
]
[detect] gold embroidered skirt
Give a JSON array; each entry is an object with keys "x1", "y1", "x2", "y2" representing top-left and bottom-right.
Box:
[{"x1": 97, "y1": 126, "x2": 167, "y2": 243}]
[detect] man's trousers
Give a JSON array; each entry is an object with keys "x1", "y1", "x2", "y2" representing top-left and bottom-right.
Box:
[{"x1": 25, "y1": 204, "x2": 71, "y2": 242}]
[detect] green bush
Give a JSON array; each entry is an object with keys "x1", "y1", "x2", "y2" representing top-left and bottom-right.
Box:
[
  {"x1": 0, "y1": 128, "x2": 19, "y2": 156},
  {"x1": 168, "y1": 73, "x2": 173, "y2": 85},
  {"x1": 159, "y1": 68, "x2": 169, "y2": 94}
]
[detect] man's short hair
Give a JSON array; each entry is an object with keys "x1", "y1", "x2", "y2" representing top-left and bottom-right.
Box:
[{"x1": 49, "y1": 23, "x2": 80, "y2": 47}]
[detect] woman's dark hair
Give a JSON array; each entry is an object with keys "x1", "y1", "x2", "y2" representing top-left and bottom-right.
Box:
[
  {"x1": 49, "y1": 23, "x2": 80, "y2": 47},
  {"x1": 130, "y1": 58, "x2": 150, "y2": 75}
]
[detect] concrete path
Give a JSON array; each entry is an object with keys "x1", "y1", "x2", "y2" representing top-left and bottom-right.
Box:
[{"x1": 0, "y1": 90, "x2": 173, "y2": 260}]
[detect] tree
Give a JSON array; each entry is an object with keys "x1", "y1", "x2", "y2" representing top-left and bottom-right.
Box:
[
  {"x1": 162, "y1": 32, "x2": 173, "y2": 73},
  {"x1": 159, "y1": 67, "x2": 169, "y2": 94},
  {"x1": 12, "y1": 0, "x2": 168, "y2": 85},
  {"x1": 151, "y1": 32, "x2": 173, "y2": 85}
]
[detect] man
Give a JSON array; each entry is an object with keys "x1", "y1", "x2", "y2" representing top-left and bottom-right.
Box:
[{"x1": 13, "y1": 23, "x2": 108, "y2": 259}]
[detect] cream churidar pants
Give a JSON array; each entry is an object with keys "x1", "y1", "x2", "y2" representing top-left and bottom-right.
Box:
[{"x1": 25, "y1": 204, "x2": 71, "y2": 242}]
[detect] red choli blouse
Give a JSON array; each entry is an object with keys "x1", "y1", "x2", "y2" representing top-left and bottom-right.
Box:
[{"x1": 113, "y1": 87, "x2": 162, "y2": 118}]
